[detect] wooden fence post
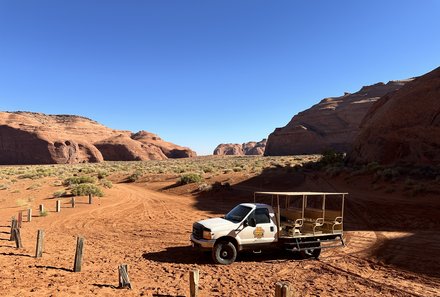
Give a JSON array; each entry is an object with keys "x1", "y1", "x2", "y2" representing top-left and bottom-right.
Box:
[
  {"x1": 13, "y1": 228, "x2": 23, "y2": 248},
  {"x1": 39, "y1": 204, "x2": 44, "y2": 215},
  {"x1": 88, "y1": 194, "x2": 92, "y2": 204},
  {"x1": 27, "y1": 208, "x2": 32, "y2": 222},
  {"x1": 17, "y1": 211, "x2": 23, "y2": 228},
  {"x1": 189, "y1": 269, "x2": 199, "y2": 297},
  {"x1": 118, "y1": 264, "x2": 132, "y2": 289},
  {"x1": 73, "y1": 236, "x2": 84, "y2": 272},
  {"x1": 56, "y1": 200, "x2": 61, "y2": 212},
  {"x1": 35, "y1": 229, "x2": 44, "y2": 258},
  {"x1": 71, "y1": 197, "x2": 75, "y2": 208},
  {"x1": 10, "y1": 217, "x2": 17, "y2": 241},
  {"x1": 275, "y1": 282, "x2": 292, "y2": 297}
]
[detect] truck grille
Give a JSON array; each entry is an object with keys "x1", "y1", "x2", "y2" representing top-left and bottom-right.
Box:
[{"x1": 192, "y1": 223, "x2": 203, "y2": 239}]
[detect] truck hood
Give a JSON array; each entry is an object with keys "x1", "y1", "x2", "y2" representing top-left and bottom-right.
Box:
[{"x1": 198, "y1": 217, "x2": 237, "y2": 232}]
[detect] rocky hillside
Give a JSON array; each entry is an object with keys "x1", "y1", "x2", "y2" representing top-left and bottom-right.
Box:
[
  {"x1": 349, "y1": 67, "x2": 440, "y2": 165},
  {"x1": 213, "y1": 139, "x2": 266, "y2": 156},
  {"x1": 0, "y1": 111, "x2": 196, "y2": 164},
  {"x1": 264, "y1": 79, "x2": 412, "y2": 156}
]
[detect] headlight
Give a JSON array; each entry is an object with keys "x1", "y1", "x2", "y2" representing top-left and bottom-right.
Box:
[{"x1": 203, "y1": 230, "x2": 212, "y2": 240}]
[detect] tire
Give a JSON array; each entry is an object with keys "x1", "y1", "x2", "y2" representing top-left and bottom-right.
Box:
[
  {"x1": 212, "y1": 240, "x2": 237, "y2": 265},
  {"x1": 300, "y1": 241, "x2": 321, "y2": 259}
]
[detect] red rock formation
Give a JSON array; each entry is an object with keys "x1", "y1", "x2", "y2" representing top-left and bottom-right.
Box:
[
  {"x1": 349, "y1": 67, "x2": 440, "y2": 165},
  {"x1": 131, "y1": 131, "x2": 196, "y2": 158},
  {"x1": 264, "y1": 80, "x2": 411, "y2": 156},
  {"x1": 0, "y1": 111, "x2": 196, "y2": 164},
  {"x1": 213, "y1": 139, "x2": 266, "y2": 156}
]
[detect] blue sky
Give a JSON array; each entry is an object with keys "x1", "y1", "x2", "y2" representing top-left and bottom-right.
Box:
[{"x1": 0, "y1": 1, "x2": 439, "y2": 155}]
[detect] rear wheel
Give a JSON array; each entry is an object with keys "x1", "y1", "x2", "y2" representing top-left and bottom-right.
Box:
[
  {"x1": 300, "y1": 241, "x2": 321, "y2": 259},
  {"x1": 212, "y1": 240, "x2": 237, "y2": 265}
]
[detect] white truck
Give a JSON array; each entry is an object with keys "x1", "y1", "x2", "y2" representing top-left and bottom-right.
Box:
[{"x1": 190, "y1": 192, "x2": 346, "y2": 264}]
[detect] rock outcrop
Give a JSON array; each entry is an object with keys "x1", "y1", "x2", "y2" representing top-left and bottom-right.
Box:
[
  {"x1": 0, "y1": 111, "x2": 196, "y2": 164},
  {"x1": 349, "y1": 67, "x2": 440, "y2": 165},
  {"x1": 213, "y1": 139, "x2": 266, "y2": 156},
  {"x1": 264, "y1": 80, "x2": 412, "y2": 156}
]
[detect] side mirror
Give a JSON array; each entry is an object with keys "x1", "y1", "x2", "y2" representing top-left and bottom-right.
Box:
[
  {"x1": 243, "y1": 220, "x2": 248, "y2": 227},
  {"x1": 248, "y1": 218, "x2": 256, "y2": 227}
]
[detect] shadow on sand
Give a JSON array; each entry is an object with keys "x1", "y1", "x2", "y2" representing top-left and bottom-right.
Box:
[
  {"x1": 34, "y1": 265, "x2": 72, "y2": 272},
  {"x1": 370, "y1": 232, "x2": 440, "y2": 279},
  {"x1": 0, "y1": 252, "x2": 33, "y2": 258},
  {"x1": 142, "y1": 245, "x2": 301, "y2": 265}
]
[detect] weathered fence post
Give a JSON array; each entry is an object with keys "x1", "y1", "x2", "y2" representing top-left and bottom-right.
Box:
[
  {"x1": 56, "y1": 200, "x2": 61, "y2": 212},
  {"x1": 73, "y1": 236, "x2": 84, "y2": 272},
  {"x1": 17, "y1": 211, "x2": 23, "y2": 228},
  {"x1": 35, "y1": 229, "x2": 44, "y2": 258},
  {"x1": 118, "y1": 264, "x2": 132, "y2": 289},
  {"x1": 88, "y1": 194, "x2": 92, "y2": 204},
  {"x1": 275, "y1": 282, "x2": 292, "y2": 297},
  {"x1": 13, "y1": 228, "x2": 23, "y2": 248},
  {"x1": 189, "y1": 269, "x2": 199, "y2": 297},
  {"x1": 39, "y1": 204, "x2": 44, "y2": 215},
  {"x1": 71, "y1": 197, "x2": 75, "y2": 208},
  {"x1": 27, "y1": 208, "x2": 32, "y2": 222},
  {"x1": 10, "y1": 217, "x2": 17, "y2": 241}
]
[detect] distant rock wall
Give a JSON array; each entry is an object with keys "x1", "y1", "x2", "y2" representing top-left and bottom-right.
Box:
[
  {"x1": 264, "y1": 80, "x2": 411, "y2": 156},
  {"x1": 0, "y1": 111, "x2": 196, "y2": 164},
  {"x1": 349, "y1": 67, "x2": 440, "y2": 165},
  {"x1": 213, "y1": 139, "x2": 266, "y2": 156}
]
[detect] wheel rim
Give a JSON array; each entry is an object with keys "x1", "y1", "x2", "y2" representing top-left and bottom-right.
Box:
[{"x1": 219, "y1": 245, "x2": 233, "y2": 260}]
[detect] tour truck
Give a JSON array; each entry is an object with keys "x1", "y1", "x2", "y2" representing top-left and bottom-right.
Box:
[{"x1": 190, "y1": 192, "x2": 346, "y2": 264}]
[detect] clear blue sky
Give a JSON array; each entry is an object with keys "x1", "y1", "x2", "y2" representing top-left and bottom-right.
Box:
[{"x1": 0, "y1": 1, "x2": 439, "y2": 155}]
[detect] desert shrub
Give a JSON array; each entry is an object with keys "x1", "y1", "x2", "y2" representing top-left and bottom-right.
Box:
[
  {"x1": 202, "y1": 167, "x2": 213, "y2": 173},
  {"x1": 380, "y1": 168, "x2": 399, "y2": 181},
  {"x1": 26, "y1": 183, "x2": 41, "y2": 190},
  {"x1": 127, "y1": 170, "x2": 143, "y2": 183},
  {"x1": 71, "y1": 183, "x2": 104, "y2": 197},
  {"x1": 366, "y1": 162, "x2": 382, "y2": 172},
  {"x1": 319, "y1": 150, "x2": 345, "y2": 166},
  {"x1": 233, "y1": 167, "x2": 243, "y2": 172},
  {"x1": 198, "y1": 183, "x2": 213, "y2": 192},
  {"x1": 100, "y1": 179, "x2": 113, "y2": 189},
  {"x1": 63, "y1": 176, "x2": 96, "y2": 186},
  {"x1": 53, "y1": 190, "x2": 67, "y2": 198},
  {"x1": 0, "y1": 184, "x2": 9, "y2": 190},
  {"x1": 180, "y1": 173, "x2": 203, "y2": 185},
  {"x1": 97, "y1": 170, "x2": 109, "y2": 179},
  {"x1": 40, "y1": 210, "x2": 49, "y2": 217}
]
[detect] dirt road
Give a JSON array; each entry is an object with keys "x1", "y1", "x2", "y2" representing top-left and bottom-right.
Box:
[{"x1": 0, "y1": 182, "x2": 439, "y2": 296}]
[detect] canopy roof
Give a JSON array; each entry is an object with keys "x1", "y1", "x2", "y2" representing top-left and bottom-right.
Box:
[{"x1": 254, "y1": 191, "x2": 348, "y2": 196}]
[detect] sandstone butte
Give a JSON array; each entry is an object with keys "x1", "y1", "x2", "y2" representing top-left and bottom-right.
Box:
[
  {"x1": 349, "y1": 66, "x2": 440, "y2": 165},
  {"x1": 0, "y1": 111, "x2": 196, "y2": 164},
  {"x1": 264, "y1": 79, "x2": 413, "y2": 156},
  {"x1": 213, "y1": 139, "x2": 266, "y2": 156}
]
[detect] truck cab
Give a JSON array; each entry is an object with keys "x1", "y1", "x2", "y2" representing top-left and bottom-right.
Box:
[{"x1": 191, "y1": 203, "x2": 277, "y2": 264}]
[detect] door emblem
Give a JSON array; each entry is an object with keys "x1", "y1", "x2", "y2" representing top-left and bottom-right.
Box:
[{"x1": 253, "y1": 227, "x2": 264, "y2": 239}]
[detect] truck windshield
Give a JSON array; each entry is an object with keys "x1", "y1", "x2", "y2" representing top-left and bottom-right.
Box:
[{"x1": 225, "y1": 205, "x2": 252, "y2": 223}]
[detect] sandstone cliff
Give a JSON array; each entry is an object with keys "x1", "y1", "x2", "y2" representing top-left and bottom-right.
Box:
[
  {"x1": 213, "y1": 139, "x2": 266, "y2": 156},
  {"x1": 264, "y1": 80, "x2": 411, "y2": 156},
  {"x1": 0, "y1": 111, "x2": 196, "y2": 164},
  {"x1": 349, "y1": 67, "x2": 440, "y2": 165}
]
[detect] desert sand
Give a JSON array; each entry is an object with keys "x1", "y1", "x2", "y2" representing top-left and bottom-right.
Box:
[{"x1": 0, "y1": 158, "x2": 438, "y2": 297}]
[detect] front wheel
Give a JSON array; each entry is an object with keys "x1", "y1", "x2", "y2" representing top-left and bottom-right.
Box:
[{"x1": 212, "y1": 241, "x2": 237, "y2": 265}]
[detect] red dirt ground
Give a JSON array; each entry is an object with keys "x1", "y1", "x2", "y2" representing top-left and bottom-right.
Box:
[{"x1": 0, "y1": 171, "x2": 439, "y2": 296}]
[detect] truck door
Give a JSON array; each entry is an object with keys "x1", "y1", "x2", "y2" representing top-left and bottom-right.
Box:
[{"x1": 253, "y1": 207, "x2": 277, "y2": 244}]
